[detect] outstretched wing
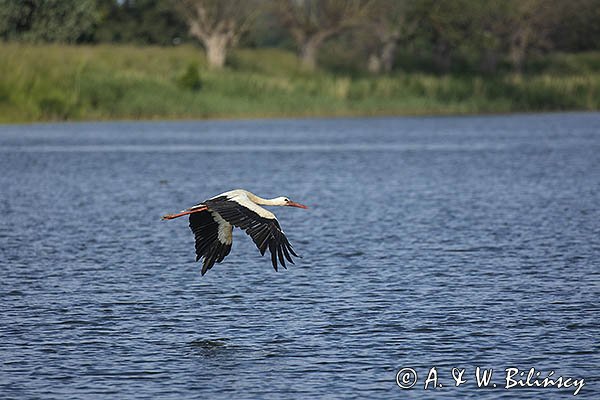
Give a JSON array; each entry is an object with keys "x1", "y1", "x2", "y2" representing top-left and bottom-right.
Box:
[
  {"x1": 204, "y1": 197, "x2": 299, "y2": 271},
  {"x1": 189, "y1": 209, "x2": 233, "y2": 276}
]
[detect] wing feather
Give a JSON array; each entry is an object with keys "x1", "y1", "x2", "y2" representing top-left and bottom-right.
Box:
[
  {"x1": 204, "y1": 197, "x2": 301, "y2": 271},
  {"x1": 189, "y1": 209, "x2": 232, "y2": 275}
]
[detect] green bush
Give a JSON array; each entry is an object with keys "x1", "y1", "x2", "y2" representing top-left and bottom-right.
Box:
[
  {"x1": 0, "y1": 83, "x2": 10, "y2": 103},
  {"x1": 37, "y1": 94, "x2": 71, "y2": 120},
  {"x1": 177, "y1": 63, "x2": 202, "y2": 91}
]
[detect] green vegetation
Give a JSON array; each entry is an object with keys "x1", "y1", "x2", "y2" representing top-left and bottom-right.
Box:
[
  {"x1": 0, "y1": 43, "x2": 598, "y2": 123},
  {"x1": 0, "y1": 0, "x2": 99, "y2": 43}
]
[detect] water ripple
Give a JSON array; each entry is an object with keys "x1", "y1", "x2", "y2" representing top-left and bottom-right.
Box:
[{"x1": 1, "y1": 114, "x2": 599, "y2": 399}]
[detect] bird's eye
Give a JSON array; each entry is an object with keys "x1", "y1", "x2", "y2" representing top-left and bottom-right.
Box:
[{"x1": 285, "y1": 198, "x2": 289, "y2": 202}]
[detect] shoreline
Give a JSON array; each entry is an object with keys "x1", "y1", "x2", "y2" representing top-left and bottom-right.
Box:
[{"x1": 0, "y1": 109, "x2": 597, "y2": 127}]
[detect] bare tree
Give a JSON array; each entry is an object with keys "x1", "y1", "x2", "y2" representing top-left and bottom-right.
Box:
[
  {"x1": 174, "y1": 0, "x2": 257, "y2": 68},
  {"x1": 364, "y1": 0, "x2": 415, "y2": 74},
  {"x1": 274, "y1": 0, "x2": 371, "y2": 70}
]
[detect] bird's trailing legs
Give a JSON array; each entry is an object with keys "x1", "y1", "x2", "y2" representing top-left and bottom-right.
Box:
[{"x1": 161, "y1": 206, "x2": 207, "y2": 220}]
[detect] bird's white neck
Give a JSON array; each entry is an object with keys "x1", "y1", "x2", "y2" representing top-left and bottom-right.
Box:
[{"x1": 247, "y1": 193, "x2": 285, "y2": 206}]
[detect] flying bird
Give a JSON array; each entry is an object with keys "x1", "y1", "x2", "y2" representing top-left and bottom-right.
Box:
[{"x1": 162, "y1": 189, "x2": 308, "y2": 276}]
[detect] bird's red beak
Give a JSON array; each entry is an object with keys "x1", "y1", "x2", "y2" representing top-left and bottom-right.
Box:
[{"x1": 287, "y1": 201, "x2": 308, "y2": 209}]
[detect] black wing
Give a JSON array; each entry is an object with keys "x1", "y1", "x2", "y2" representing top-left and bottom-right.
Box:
[
  {"x1": 205, "y1": 198, "x2": 299, "y2": 271},
  {"x1": 189, "y1": 209, "x2": 232, "y2": 276}
]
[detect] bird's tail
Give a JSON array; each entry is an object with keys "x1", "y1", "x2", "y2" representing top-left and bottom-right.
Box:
[{"x1": 161, "y1": 205, "x2": 207, "y2": 220}]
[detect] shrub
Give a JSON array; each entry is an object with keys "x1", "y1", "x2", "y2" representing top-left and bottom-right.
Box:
[
  {"x1": 177, "y1": 63, "x2": 202, "y2": 91},
  {"x1": 38, "y1": 94, "x2": 71, "y2": 120}
]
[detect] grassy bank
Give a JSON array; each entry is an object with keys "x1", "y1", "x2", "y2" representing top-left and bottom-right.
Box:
[{"x1": 0, "y1": 43, "x2": 598, "y2": 123}]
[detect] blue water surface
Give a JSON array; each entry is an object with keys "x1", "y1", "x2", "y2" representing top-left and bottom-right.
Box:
[{"x1": 1, "y1": 113, "x2": 599, "y2": 399}]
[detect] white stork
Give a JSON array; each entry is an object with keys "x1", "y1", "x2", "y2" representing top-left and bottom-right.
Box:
[{"x1": 162, "y1": 189, "x2": 308, "y2": 276}]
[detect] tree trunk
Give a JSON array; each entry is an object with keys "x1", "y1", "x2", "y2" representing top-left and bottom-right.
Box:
[
  {"x1": 380, "y1": 40, "x2": 397, "y2": 73},
  {"x1": 509, "y1": 27, "x2": 531, "y2": 73},
  {"x1": 509, "y1": 41, "x2": 526, "y2": 74},
  {"x1": 367, "y1": 54, "x2": 382, "y2": 74},
  {"x1": 299, "y1": 38, "x2": 321, "y2": 70},
  {"x1": 205, "y1": 35, "x2": 229, "y2": 69},
  {"x1": 368, "y1": 40, "x2": 397, "y2": 74}
]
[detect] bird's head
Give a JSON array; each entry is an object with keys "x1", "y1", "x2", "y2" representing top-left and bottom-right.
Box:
[{"x1": 276, "y1": 196, "x2": 308, "y2": 209}]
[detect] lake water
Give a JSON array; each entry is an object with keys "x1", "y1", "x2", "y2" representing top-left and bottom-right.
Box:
[{"x1": 1, "y1": 113, "x2": 599, "y2": 399}]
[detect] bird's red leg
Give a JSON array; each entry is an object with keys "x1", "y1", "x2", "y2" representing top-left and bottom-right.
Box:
[{"x1": 161, "y1": 206, "x2": 207, "y2": 220}]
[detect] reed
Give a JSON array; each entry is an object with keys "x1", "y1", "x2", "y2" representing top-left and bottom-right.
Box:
[{"x1": 0, "y1": 43, "x2": 598, "y2": 123}]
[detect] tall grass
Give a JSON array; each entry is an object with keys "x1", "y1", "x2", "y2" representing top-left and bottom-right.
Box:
[{"x1": 0, "y1": 43, "x2": 598, "y2": 123}]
